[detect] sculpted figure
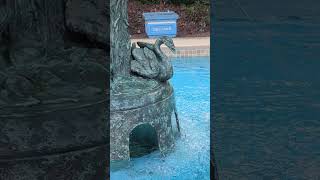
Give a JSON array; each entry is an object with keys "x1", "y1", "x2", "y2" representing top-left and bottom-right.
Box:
[
  {"x1": 131, "y1": 36, "x2": 176, "y2": 82},
  {"x1": 0, "y1": 0, "x2": 108, "y2": 106}
]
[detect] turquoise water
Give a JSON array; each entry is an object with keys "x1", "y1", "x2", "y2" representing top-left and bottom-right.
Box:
[
  {"x1": 110, "y1": 56, "x2": 210, "y2": 180},
  {"x1": 213, "y1": 22, "x2": 320, "y2": 179}
]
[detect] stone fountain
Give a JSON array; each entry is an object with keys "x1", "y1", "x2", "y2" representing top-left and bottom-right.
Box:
[
  {"x1": 110, "y1": 0, "x2": 180, "y2": 161},
  {"x1": 0, "y1": 0, "x2": 108, "y2": 179}
]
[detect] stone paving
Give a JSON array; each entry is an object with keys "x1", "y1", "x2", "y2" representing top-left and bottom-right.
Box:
[{"x1": 131, "y1": 37, "x2": 210, "y2": 57}]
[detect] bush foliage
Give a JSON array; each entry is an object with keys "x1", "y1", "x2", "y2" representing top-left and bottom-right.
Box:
[
  {"x1": 170, "y1": 0, "x2": 209, "y2": 5},
  {"x1": 129, "y1": 0, "x2": 210, "y2": 36},
  {"x1": 136, "y1": 0, "x2": 209, "y2": 5}
]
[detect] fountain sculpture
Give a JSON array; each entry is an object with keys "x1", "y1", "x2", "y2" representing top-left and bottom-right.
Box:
[
  {"x1": 0, "y1": 0, "x2": 108, "y2": 179},
  {"x1": 110, "y1": 0, "x2": 180, "y2": 161}
]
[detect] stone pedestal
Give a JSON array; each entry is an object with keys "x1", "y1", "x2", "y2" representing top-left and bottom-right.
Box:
[
  {"x1": 110, "y1": 76, "x2": 177, "y2": 161},
  {"x1": 0, "y1": 0, "x2": 108, "y2": 179},
  {"x1": 0, "y1": 97, "x2": 107, "y2": 179}
]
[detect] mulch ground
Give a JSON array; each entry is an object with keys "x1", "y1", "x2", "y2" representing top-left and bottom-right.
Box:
[{"x1": 128, "y1": 1, "x2": 210, "y2": 38}]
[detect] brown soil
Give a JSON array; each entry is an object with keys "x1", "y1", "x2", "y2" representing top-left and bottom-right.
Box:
[{"x1": 128, "y1": 1, "x2": 210, "y2": 38}]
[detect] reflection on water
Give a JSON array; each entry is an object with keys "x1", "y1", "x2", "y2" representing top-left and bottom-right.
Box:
[
  {"x1": 212, "y1": 22, "x2": 320, "y2": 179},
  {"x1": 110, "y1": 57, "x2": 210, "y2": 180}
]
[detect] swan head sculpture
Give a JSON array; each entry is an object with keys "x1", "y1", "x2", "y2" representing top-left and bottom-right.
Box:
[{"x1": 159, "y1": 36, "x2": 176, "y2": 53}]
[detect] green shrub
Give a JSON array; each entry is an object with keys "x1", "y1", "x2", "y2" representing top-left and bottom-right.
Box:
[
  {"x1": 168, "y1": 0, "x2": 196, "y2": 4},
  {"x1": 136, "y1": 0, "x2": 209, "y2": 5},
  {"x1": 185, "y1": 0, "x2": 210, "y2": 27},
  {"x1": 136, "y1": 0, "x2": 160, "y2": 4},
  {"x1": 167, "y1": 0, "x2": 209, "y2": 5}
]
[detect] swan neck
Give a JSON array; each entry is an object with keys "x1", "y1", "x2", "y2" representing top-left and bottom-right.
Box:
[{"x1": 155, "y1": 39, "x2": 166, "y2": 59}]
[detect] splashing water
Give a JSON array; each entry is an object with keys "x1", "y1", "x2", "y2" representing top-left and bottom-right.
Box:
[{"x1": 110, "y1": 56, "x2": 210, "y2": 180}]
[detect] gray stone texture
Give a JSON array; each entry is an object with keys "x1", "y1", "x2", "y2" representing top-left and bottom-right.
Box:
[
  {"x1": 131, "y1": 37, "x2": 175, "y2": 82},
  {"x1": 110, "y1": 0, "x2": 179, "y2": 161},
  {"x1": 111, "y1": 76, "x2": 176, "y2": 160},
  {"x1": 110, "y1": 0, "x2": 131, "y2": 78},
  {"x1": 0, "y1": 0, "x2": 108, "y2": 179}
]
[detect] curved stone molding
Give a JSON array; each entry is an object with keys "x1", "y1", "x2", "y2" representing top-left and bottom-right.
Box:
[
  {"x1": 0, "y1": 98, "x2": 107, "y2": 157},
  {"x1": 0, "y1": 144, "x2": 107, "y2": 180},
  {"x1": 111, "y1": 76, "x2": 172, "y2": 111}
]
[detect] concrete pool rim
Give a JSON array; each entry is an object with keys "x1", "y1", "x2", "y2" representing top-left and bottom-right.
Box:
[{"x1": 131, "y1": 37, "x2": 210, "y2": 57}]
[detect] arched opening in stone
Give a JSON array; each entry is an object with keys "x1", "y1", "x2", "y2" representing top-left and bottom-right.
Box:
[{"x1": 129, "y1": 123, "x2": 158, "y2": 158}]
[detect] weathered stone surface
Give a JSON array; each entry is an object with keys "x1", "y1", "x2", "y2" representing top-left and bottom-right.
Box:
[
  {"x1": 131, "y1": 36, "x2": 176, "y2": 82},
  {"x1": 110, "y1": 77, "x2": 176, "y2": 161},
  {"x1": 0, "y1": 145, "x2": 107, "y2": 180},
  {"x1": 0, "y1": 0, "x2": 109, "y2": 106},
  {"x1": 0, "y1": 99, "x2": 107, "y2": 159},
  {"x1": 110, "y1": 0, "x2": 131, "y2": 77},
  {"x1": 65, "y1": 0, "x2": 109, "y2": 45},
  {"x1": 110, "y1": 0, "x2": 180, "y2": 162},
  {"x1": 0, "y1": 0, "x2": 109, "y2": 179}
]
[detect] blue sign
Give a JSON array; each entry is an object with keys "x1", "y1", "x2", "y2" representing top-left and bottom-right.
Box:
[{"x1": 143, "y1": 11, "x2": 179, "y2": 38}]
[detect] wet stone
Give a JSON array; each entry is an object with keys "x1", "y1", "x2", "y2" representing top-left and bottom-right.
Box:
[{"x1": 110, "y1": 0, "x2": 180, "y2": 162}]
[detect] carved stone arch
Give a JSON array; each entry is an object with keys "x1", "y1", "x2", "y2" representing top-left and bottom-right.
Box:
[{"x1": 129, "y1": 122, "x2": 159, "y2": 158}]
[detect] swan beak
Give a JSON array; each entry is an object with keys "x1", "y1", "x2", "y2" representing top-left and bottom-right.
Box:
[{"x1": 169, "y1": 46, "x2": 176, "y2": 53}]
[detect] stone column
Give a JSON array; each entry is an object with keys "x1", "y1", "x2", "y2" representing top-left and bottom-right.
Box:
[{"x1": 110, "y1": 0, "x2": 131, "y2": 77}]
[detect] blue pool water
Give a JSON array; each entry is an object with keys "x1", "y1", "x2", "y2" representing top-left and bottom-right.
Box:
[
  {"x1": 213, "y1": 22, "x2": 320, "y2": 179},
  {"x1": 110, "y1": 56, "x2": 210, "y2": 180}
]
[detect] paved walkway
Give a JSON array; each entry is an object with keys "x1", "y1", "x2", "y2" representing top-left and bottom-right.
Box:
[
  {"x1": 131, "y1": 37, "x2": 210, "y2": 48},
  {"x1": 131, "y1": 37, "x2": 210, "y2": 57}
]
